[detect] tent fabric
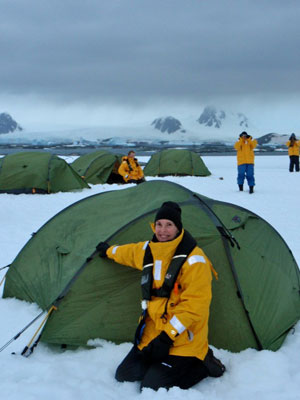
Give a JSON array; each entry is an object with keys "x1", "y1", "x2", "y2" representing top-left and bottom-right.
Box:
[
  {"x1": 143, "y1": 149, "x2": 211, "y2": 177},
  {"x1": 71, "y1": 151, "x2": 124, "y2": 184},
  {"x1": 3, "y1": 181, "x2": 300, "y2": 352},
  {"x1": 0, "y1": 152, "x2": 90, "y2": 194}
]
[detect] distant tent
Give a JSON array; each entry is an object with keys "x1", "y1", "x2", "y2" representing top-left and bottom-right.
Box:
[
  {"x1": 0, "y1": 152, "x2": 89, "y2": 194},
  {"x1": 71, "y1": 150, "x2": 124, "y2": 184},
  {"x1": 3, "y1": 181, "x2": 300, "y2": 352},
  {"x1": 144, "y1": 149, "x2": 211, "y2": 177}
]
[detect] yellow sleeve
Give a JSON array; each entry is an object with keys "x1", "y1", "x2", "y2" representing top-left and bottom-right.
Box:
[
  {"x1": 250, "y1": 138, "x2": 257, "y2": 149},
  {"x1": 234, "y1": 140, "x2": 242, "y2": 151},
  {"x1": 118, "y1": 161, "x2": 129, "y2": 180},
  {"x1": 106, "y1": 242, "x2": 146, "y2": 271}
]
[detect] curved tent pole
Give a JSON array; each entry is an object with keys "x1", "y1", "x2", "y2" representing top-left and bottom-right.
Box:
[{"x1": 192, "y1": 193, "x2": 263, "y2": 350}]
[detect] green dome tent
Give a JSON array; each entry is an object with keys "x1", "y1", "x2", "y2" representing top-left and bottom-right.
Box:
[
  {"x1": 144, "y1": 149, "x2": 211, "y2": 177},
  {"x1": 71, "y1": 150, "x2": 124, "y2": 184},
  {"x1": 3, "y1": 181, "x2": 300, "y2": 353},
  {"x1": 0, "y1": 152, "x2": 90, "y2": 194}
]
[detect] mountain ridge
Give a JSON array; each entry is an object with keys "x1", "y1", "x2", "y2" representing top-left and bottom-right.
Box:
[
  {"x1": 0, "y1": 113, "x2": 23, "y2": 134},
  {"x1": 0, "y1": 108, "x2": 292, "y2": 147}
]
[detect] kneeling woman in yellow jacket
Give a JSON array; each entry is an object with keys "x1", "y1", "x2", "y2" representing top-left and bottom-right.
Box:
[{"x1": 97, "y1": 201, "x2": 225, "y2": 391}]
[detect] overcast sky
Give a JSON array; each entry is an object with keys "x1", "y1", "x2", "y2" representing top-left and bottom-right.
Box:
[{"x1": 1, "y1": 0, "x2": 300, "y2": 132}]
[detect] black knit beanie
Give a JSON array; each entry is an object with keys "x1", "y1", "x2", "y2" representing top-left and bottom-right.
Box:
[{"x1": 154, "y1": 201, "x2": 182, "y2": 232}]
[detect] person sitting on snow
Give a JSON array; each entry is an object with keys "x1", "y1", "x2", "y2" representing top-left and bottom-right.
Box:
[{"x1": 118, "y1": 150, "x2": 145, "y2": 184}]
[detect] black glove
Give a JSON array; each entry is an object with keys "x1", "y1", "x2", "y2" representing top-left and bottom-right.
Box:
[
  {"x1": 141, "y1": 331, "x2": 173, "y2": 362},
  {"x1": 96, "y1": 242, "x2": 110, "y2": 257},
  {"x1": 203, "y1": 348, "x2": 226, "y2": 377}
]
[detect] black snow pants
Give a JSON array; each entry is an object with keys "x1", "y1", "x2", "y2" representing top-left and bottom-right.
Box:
[
  {"x1": 115, "y1": 345, "x2": 208, "y2": 391},
  {"x1": 289, "y1": 155, "x2": 300, "y2": 172}
]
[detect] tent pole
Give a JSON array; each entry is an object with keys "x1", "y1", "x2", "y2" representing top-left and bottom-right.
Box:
[
  {"x1": 0, "y1": 309, "x2": 45, "y2": 354},
  {"x1": 21, "y1": 305, "x2": 57, "y2": 357}
]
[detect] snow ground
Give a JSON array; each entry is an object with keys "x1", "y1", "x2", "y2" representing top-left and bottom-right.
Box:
[{"x1": 0, "y1": 154, "x2": 299, "y2": 400}]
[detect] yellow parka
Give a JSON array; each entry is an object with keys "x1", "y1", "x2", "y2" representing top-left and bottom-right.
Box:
[
  {"x1": 286, "y1": 140, "x2": 300, "y2": 156},
  {"x1": 106, "y1": 229, "x2": 213, "y2": 360},
  {"x1": 234, "y1": 136, "x2": 257, "y2": 165},
  {"x1": 118, "y1": 156, "x2": 144, "y2": 182}
]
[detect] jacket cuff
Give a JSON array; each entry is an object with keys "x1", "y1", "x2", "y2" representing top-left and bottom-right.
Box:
[
  {"x1": 165, "y1": 315, "x2": 186, "y2": 339},
  {"x1": 106, "y1": 245, "x2": 118, "y2": 258}
]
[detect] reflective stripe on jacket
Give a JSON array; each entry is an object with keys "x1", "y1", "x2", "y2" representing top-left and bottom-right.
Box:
[
  {"x1": 106, "y1": 229, "x2": 213, "y2": 360},
  {"x1": 118, "y1": 156, "x2": 144, "y2": 182},
  {"x1": 286, "y1": 140, "x2": 300, "y2": 156},
  {"x1": 234, "y1": 136, "x2": 257, "y2": 165}
]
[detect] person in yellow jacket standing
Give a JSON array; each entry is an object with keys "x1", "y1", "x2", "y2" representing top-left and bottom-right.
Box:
[
  {"x1": 286, "y1": 133, "x2": 300, "y2": 172},
  {"x1": 97, "y1": 201, "x2": 225, "y2": 391},
  {"x1": 234, "y1": 131, "x2": 257, "y2": 194},
  {"x1": 118, "y1": 150, "x2": 145, "y2": 184}
]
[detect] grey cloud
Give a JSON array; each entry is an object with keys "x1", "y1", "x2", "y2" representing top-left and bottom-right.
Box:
[{"x1": 1, "y1": 0, "x2": 300, "y2": 106}]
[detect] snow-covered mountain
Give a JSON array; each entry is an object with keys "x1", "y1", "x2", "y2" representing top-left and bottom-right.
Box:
[
  {"x1": 151, "y1": 116, "x2": 183, "y2": 134},
  {"x1": 151, "y1": 106, "x2": 255, "y2": 136},
  {"x1": 0, "y1": 113, "x2": 23, "y2": 134},
  {"x1": 0, "y1": 106, "x2": 288, "y2": 147},
  {"x1": 256, "y1": 133, "x2": 292, "y2": 147},
  {"x1": 197, "y1": 106, "x2": 250, "y2": 130}
]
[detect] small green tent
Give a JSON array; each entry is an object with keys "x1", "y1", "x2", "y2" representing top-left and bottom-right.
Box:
[
  {"x1": 3, "y1": 181, "x2": 300, "y2": 352},
  {"x1": 71, "y1": 150, "x2": 124, "y2": 184},
  {"x1": 144, "y1": 149, "x2": 211, "y2": 177},
  {"x1": 0, "y1": 152, "x2": 90, "y2": 194}
]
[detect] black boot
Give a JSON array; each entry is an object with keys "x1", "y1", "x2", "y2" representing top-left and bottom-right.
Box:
[
  {"x1": 249, "y1": 186, "x2": 254, "y2": 194},
  {"x1": 203, "y1": 348, "x2": 226, "y2": 377},
  {"x1": 238, "y1": 184, "x2": 243, "y2": 191}
]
